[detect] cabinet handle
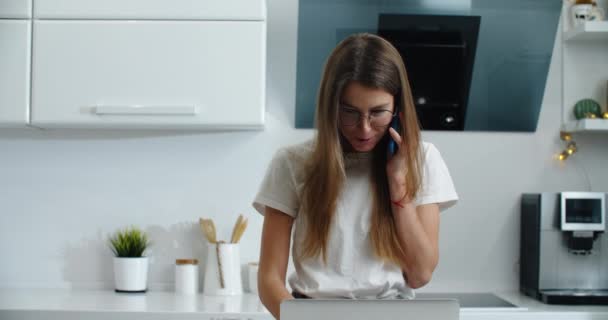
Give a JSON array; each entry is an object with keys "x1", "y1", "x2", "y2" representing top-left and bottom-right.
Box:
[{"x1": 94, "y1": 105, "x2": 198, "y2": 116}]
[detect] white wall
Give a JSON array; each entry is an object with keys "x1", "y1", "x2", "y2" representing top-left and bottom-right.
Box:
[{"x1": 0, "y1": 0, "x2": 607, "y2": 293}]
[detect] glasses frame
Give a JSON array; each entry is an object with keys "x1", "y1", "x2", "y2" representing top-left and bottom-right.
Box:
[{"x1": 338, "y1": 105, "x2": 398, "y2": 128}]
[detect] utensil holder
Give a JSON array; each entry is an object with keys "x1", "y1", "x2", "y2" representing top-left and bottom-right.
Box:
[{"x1": 203, "y1": 242, "x2": 242, "y2": 295}]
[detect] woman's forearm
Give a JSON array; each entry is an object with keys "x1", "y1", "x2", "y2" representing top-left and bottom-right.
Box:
[
  {"x1": 258, "y1": 276, "x2": 294, "y2": 320},
  {"x1": 391, "y1": 201, "x2": 438, "y2": 288}
]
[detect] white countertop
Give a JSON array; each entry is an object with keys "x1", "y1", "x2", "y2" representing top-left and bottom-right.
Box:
[
  {"x1": 0, "y1": 289, "x2": 269, "y2": 320},
  {"x1": 0, "y1": 289, "x2": 607, "y2": 320},
  {"x1": 465, "y1": 292, "x2": 608, "y2": 320}
]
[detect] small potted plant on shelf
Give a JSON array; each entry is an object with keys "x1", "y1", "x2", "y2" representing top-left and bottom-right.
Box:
[{"x1": 108, "y1": 226, "x2": 151, "y2": 293}]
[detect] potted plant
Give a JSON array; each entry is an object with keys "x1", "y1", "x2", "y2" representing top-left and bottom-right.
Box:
[{"x1": 108, "y1": 226, "x2": 151, "y2": 293}]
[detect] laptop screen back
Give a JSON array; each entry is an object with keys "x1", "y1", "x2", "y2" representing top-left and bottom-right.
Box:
[{"x1": 281, "y1": 299, "x2": 460, "y2": 320}]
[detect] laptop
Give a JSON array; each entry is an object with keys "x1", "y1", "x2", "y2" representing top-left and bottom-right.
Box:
[{"x1": 281, "y1": 298, "x2": 460, "y2": 320}]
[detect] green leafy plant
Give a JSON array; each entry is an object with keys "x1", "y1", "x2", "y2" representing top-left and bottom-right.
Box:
[{"x1": 109, "y1": 227, "x2": 150, "y2": 258}]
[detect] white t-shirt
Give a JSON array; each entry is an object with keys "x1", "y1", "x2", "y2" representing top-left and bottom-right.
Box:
[{"x1": 252, "y1": 139, "x2": 458, "y2": 299}]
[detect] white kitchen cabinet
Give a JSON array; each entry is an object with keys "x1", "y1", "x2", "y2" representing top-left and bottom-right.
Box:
[
  {"x1": 33, "y1": 0, "x2": 265, "y2": 21},
  {"x1": 0, "y1": 0, "x2": 32, "y2": 18},
  {"x1": 32, "y1": 20, "x2": 265, "y2": 129},
  {"x1": 31, "y1": 0, "x2": 266, "y2": 130},
  {"x1": 0, "y1": 20, "x2": 31, "y2": 127}
]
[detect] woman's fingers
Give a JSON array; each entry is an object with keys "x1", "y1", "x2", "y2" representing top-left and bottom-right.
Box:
[
  {"x1": 388, "y1": 126, "x2": 408, "y2": 158},
  {"x1": 388, "y1": 127, "x2": 402, "y2": 145}
]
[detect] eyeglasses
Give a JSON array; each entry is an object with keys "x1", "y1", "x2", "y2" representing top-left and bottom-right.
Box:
[{"x1": 339, "y1": 106, "x2": 396, "y2": 128}]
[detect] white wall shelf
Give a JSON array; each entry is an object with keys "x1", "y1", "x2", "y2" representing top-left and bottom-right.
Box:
[
  {"x1": 564, "y1": 21, "x2": 608, "y2": 41},
  {"x1": 561, "y1": 0, "x2": 608, "y2": 135},
  {"x1": 562, "y1": 119, "x2": 608, "y2": 132}
]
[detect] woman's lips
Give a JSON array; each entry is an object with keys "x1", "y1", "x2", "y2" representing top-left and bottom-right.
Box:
[{"x1": 354, "y1": 137, "x2": 374, "y2": 148}]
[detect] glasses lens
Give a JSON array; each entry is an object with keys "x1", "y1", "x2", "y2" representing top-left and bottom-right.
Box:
[
  {"x1": 370, "y1": 111, "x2": 394, "y2": 127},
  {"x1": 340, "y1": 109, "x2": 360, "y2": 126}
]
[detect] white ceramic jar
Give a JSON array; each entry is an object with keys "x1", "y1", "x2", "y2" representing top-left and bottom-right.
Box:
[
  {"x1": 175, "y1": 259, "x2": 199, "y2": 295},
  {"x1": 203, "y1": 243, "x2": 243, "y2": 295},
  {"x1": 248, "y1": 262, "x2": 259, "y2": 294}
]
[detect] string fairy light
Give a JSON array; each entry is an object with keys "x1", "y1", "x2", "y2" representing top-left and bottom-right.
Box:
[{"x1": 557, "y1": 131, "x2": 577, "y2": 161}]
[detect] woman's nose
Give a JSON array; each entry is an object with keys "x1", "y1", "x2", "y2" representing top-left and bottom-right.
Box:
[{"x1": 358, "y1": 116, "x2": 373, "y2": 132}]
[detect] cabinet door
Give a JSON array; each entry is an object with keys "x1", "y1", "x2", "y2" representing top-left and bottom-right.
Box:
[
  {"x1": 0, "y1": 20, "x2": 30, "y2": 127},
  {"x1": 0, "y1": 0, "x2": 32, "y2": 18},
  {"x1": 34, "y1": 0, "x2": 265, "y2": 21},
  {"x1": 32, "y1": 21, "x2": 265, "y2": 129}
]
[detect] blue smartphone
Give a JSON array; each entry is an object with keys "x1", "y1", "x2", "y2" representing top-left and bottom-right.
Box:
[{"x1": 387, "y1": 116, "x2": 401, "y2": 156}]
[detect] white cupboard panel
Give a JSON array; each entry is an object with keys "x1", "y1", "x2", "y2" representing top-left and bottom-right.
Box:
[
  {"x1": 0, "y1": 0, "x2": 32, "y2": 18},
  {"x1": 0, "y1": 20, "x2": 30, "y2": 127},
  {"x1": 34, "y1": 0, "x2": 265, "y2": 21},
  {"x1": 32, "y1": 20, "x2": 265, "y2": 129}
]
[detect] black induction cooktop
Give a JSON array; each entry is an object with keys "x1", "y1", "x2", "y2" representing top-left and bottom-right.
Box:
[{"x1": 416, "y1": 293, "x2": 518, "y2": 308}]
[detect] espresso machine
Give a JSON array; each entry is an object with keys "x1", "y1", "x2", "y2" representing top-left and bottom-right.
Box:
[{"x1": 520, "y1": 192, "x2": 608, "y2": 304}]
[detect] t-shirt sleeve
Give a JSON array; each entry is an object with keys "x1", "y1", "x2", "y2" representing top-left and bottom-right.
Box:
[
  {"x1": 414, "y1": 143, "x2": 459, "y2": 212},
  {"x1": 252, "y1": 148, "x2": 299, "y2": 218}
]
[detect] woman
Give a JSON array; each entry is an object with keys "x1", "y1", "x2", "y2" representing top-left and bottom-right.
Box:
[{"x1": 253, "y1": 33, "x2": 458, "y2": 319}]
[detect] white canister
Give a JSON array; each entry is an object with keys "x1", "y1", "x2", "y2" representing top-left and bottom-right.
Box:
[
  {"x1": 248, "y1": 262, "x2": 259, "y2": 294},
  {"x1": 175, "y1": 259, "x2": 199, "y2": 295}
]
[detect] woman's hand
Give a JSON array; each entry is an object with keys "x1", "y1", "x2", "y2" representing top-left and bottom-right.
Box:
[{"x1": 386, "y1": 125, "x2": 409, "y2": 204}]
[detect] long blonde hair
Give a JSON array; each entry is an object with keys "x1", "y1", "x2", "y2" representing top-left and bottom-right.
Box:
[{"x1": 299, "y1": 33, "x2": 424, "y2": 265}]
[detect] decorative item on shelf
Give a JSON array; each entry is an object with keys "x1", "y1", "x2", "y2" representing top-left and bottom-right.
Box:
[
  {"x1": 557, "y1": 131, "x2": 578, "y2": 161},
  {"x1": 569, "y1": 0, "x2": 605, "y2": 27},
  {"x1": 573, "y1": 98, "x2": 602, "y2": 119},
  {"x1": 590, "y1": 1, "x2": 606, "y2": 20},
  {"x1": 199, "y1": 214, "x2": 248, "y2": 296},
  {"x1": 108, "y1": 226, "x2": 151, "y2": 293}
]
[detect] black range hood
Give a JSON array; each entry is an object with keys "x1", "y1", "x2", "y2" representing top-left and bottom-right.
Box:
[{"x1": 379, "y1": 14, "x2": 480, "y2": 130}]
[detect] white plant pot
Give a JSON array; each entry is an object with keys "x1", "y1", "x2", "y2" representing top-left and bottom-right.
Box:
[{"x1": 113, "y1": 257, "x2": 149, "y2": 293}]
